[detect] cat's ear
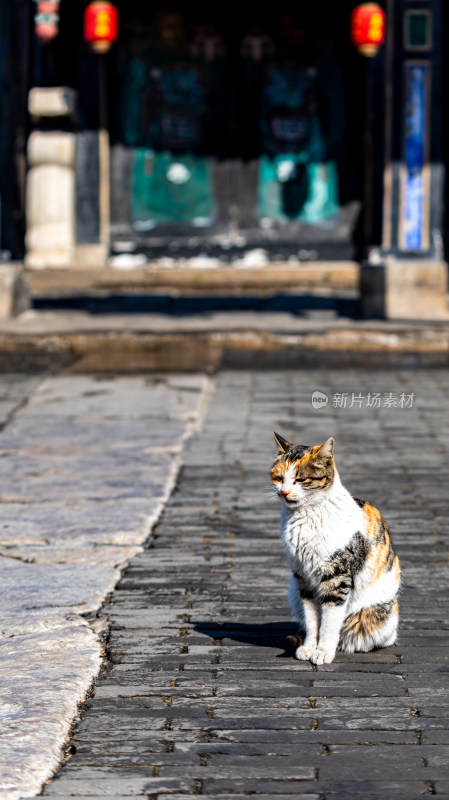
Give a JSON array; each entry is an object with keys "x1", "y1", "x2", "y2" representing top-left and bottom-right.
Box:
[
  {"x1": 274, "y1": 432, "x2": 291, "y2": 453},
  {"x1": 316, "y1": 437, "x2": 334, "y2": 459}
]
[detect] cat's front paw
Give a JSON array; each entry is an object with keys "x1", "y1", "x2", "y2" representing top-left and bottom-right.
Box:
[
  {"x1": 295, "y1": 644, "x2": 317, "y2": 661},
  {"x1": 310, "y1": 647, "x2": 336, "y2": 665}
]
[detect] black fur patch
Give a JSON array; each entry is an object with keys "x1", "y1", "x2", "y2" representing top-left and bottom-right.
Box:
[
  {"x1": 353, "y1": 497, "x2": 366, "y2": 508},
  {"x1": 386, "y1": 547, "x2": 395, "y2": 570},
  {"x1": 294, "y1": 572, "x2": 314, "y2": 601},
  {"x1": 374, "y1": 516, "x2": 389, "y2": 545},
  {"x1": 283, "y1": 444, "x2": 313, "y2": 462},
  {"x1": 319, "y1": 532, "x2": 370, "y2": 606},
  {"x1": 285, "y1": 633, "x2": 303, "y2": 651},
  {"x1": 370, "y1": 597, "x2": 396, "y2": 622}
]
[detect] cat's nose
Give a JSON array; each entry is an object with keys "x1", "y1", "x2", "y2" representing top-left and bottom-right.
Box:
[{"x1": 281, "y1": 489, "x2": 290, "y2": 496}]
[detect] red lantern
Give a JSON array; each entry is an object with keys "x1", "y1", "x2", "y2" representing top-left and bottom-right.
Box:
[
  {"x1": 34, "y1": 0, "x2": 60, "y2": 43},
  {"x1": 84, "y1": 2, "x2": 118, "y2": 54},
  {"x1": 351, "y1": 3, "x2": 386, "y2": 57}
]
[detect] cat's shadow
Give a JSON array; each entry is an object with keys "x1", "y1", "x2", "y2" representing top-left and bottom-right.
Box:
[{"x1": 192, "y1": 620, "x2": 302, "y2": 658}]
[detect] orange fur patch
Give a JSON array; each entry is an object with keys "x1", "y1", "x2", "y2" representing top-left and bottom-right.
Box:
[
  {"x1": 361, "y1": 502, "x2": 400, "y2": 585},
  {"x1": 392, "y1": 554, "x2": 401, "y2": 583},
  {"x1": 271, "y1": 453, "x2": 311, "y2": 480},
  {"x1": 341, "y1": 602, "x2": 395, "y2": 638},
  {"x1": 362, "y1": 503, "x2": 387, "y2": 539}
]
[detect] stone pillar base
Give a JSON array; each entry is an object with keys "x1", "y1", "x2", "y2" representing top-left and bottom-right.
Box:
[
  {"x1": 74, "y1": 244, "x2": 108, "y2": 269},
  {"x1": 25, "y1": 123, "x2": 76, "y2": 270},
  {"x1": 26, "y1": 248, "x2": 73, "y2": 270},
  {"x1": 360, "y1": 259, "x2": 449, "y2": 320},
  {"x1": 0, "y1": 263, "x2": 30, "y2": 318}
]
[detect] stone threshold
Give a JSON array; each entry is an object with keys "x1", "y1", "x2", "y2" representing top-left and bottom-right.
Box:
[{"x1": 27, "y1": 262, "x2": 359, "y2": 296}]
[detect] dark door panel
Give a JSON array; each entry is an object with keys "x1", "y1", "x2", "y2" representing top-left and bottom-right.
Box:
[{"x1": 110, "y1": 2, "x2": 364, "y2": 260}]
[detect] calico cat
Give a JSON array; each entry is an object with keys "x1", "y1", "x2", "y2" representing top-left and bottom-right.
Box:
[{"x1": 271, "y1": 432, "x2": 401, "y2": 665}]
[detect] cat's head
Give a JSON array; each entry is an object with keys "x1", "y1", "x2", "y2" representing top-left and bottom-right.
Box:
[{"x1": 270, "y1": 432, "x2": 336, "y2": 507}]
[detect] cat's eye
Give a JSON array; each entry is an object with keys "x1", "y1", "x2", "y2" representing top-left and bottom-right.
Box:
[
  {"x1": 273, "y1": 475, "x2": 283, "y2": 483},
  {"x1": 295, "y1": 477, "x2": 306, "y2": 483}
]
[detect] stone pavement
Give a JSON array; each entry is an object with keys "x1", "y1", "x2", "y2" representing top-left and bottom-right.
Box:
[
  {"x1": 43, "y1": 366, "x2": 449, "y2": 799},
  {"x1": 0, "y1": 369, "x2": 210, "y2": 800}
]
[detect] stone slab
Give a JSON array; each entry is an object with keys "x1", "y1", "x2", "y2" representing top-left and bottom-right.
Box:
[
  {"x1": 19, "y1": 374, "x2": 205, "y2": 420},
  {"x1": 0, "y1": 371, "x2": 210, "y2": 799},
  {"x1": 360, "y1": 260, "x2": 449, "y2": 320}
]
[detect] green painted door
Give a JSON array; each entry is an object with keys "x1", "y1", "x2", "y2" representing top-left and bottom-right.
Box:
[{"x1": 111, "y1": 7, "x2": 361, "y2": 257}]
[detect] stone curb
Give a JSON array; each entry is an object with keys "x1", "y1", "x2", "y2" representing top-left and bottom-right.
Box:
[
  {"x1": 0, "y1": 327, "x2": 447, "y2": 373},
  {"x1": 0, "y1": 372, "x2": 213, "y2": 800}
]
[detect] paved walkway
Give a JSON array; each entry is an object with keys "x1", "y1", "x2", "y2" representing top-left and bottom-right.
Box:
[
  {"x1": 44, "y1": 366, "x2": 449, "y2": 799},
  {"x1": 0, "y1": 370, "x2": 210, "y2": 800}
]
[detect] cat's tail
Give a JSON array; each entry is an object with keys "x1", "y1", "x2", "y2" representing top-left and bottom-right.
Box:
[{"x1": 339, "y1": 597, "x2": 399, "y2": 653}]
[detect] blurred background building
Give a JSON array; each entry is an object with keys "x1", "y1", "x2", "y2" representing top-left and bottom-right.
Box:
[{"x1": 0, "y1": 0, "x2": 447, "y2": 317}]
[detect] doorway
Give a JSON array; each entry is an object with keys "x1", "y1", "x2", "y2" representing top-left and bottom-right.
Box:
[{"x1": 110, "y1": 1, "x2": 365, "y2": 260}]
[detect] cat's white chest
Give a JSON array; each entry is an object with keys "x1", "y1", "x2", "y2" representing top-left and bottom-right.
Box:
[
  {"x1": 281, "y1": 508, "x2": 331, "y2": 579},
  {"x1": 281, "y1": 490, "x2": 363, "y2": 581}
]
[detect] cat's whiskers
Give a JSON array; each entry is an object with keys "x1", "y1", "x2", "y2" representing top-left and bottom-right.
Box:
[{"x1": 261, "y1": 488, "x2": 279, "y2": 505}]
